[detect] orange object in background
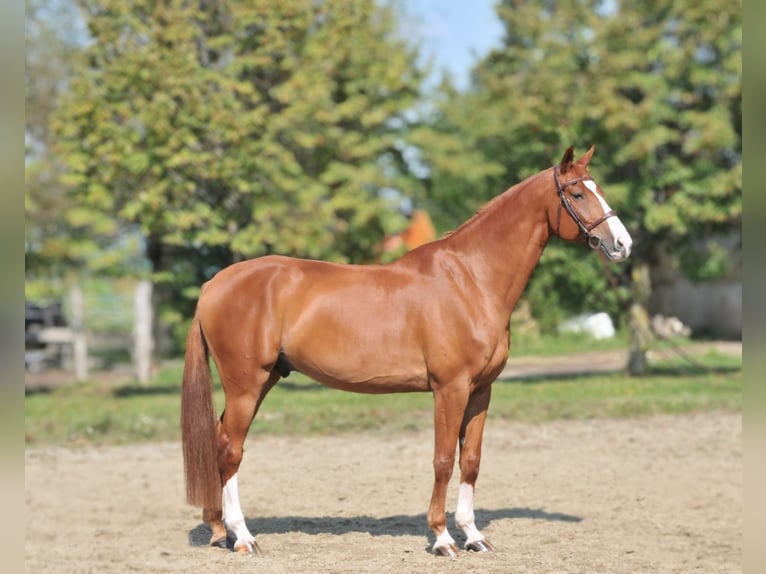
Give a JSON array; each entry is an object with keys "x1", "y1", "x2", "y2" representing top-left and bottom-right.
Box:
[{"x1": 380, "y1": 209, "x2": 437, "y2": 255}]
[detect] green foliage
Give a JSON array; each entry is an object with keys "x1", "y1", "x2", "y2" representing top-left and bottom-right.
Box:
[
  {"x1": 24, "y1": 275, "x2": 67, "y2": 306},
  {"x1": 524, "y1": 242, "x2": 628, "y2": 332},
  {"x1": 53, "y1": 0, "x2": 426, "y2": 266},
  {"x1": 24, "y1": 275, "x2": 135, "y2": 331},
  {"x1": 25, "y1": 0, "x2": 88, "y2": 277},
  {"x1": 77, "y1": 277, "x2": 136, "y2": 333},
  {"x1": 678, "y1": 238, "x2": 735, "y2": 282},
  {"x1": 48, "y1": 0, "x2": 440, "y2": 349},
  {"x1": 417, "y1": 0, "x2": 741, "y2": 330},
  {"x1": 594, "y1": 0, "x2": 742, "y2": 243}
]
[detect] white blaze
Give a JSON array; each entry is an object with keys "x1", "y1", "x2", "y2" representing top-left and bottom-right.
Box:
[{"x1": 582, "y1": 180, "x2": 632, "y2": 257}]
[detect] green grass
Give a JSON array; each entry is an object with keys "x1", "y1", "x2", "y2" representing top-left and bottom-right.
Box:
[
  {"x1": 507, "y1": 328, "x2": 720, "y2": 357},
  {"x1": 508, "y1": 329, "x2": 632, "y2": 356},
  {"x1": 25, "y1": 347, "x2": 741, "y2": 447},
  {"x1": 490, "y1": 354, "x2": 741, "y2": 423}
]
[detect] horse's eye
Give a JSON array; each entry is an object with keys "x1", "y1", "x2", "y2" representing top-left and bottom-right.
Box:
[{"x1": 572, "y1": 192, "x2": 584, "y2": 200}]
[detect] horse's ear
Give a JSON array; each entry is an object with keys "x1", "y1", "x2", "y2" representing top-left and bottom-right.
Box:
[
  {"x1": 577, "y1": 144, "x2": 596, "y2": 167},
  {"x1": 559, "y1": 146, "x2": 575, "y2": 173}
]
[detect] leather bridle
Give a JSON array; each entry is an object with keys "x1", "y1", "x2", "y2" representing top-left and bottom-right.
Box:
[{"x1": 553, "y1": 164, "x2": 616, "y2": 250}]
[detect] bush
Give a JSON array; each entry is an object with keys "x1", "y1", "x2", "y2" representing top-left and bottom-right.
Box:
[{"x1": 523, "y1": 242, "x2": 627, "y2": 333}]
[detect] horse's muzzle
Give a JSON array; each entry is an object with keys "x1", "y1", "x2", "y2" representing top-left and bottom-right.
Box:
[{"x1": 599, "y1": 235, "x2": 631, "y2": 261}]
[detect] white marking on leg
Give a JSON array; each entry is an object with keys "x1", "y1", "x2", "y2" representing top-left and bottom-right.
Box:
[
  {"x1": 433, "y1": 528, "x2": 457, "y2": 551},
  {"x1": 223, "y1": 474, "x2": 256, "y2": 548},
  {"x1": 455, "y1": 483, "x2": 484, "y2": 545},
  {"x1": 583, "y1": 180, "x2": 633, "y2": 256}
]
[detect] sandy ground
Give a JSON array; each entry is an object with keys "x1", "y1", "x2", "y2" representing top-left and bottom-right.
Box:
[{"x1": 25, "y1": 411, "x2": 741, "y2": 573}]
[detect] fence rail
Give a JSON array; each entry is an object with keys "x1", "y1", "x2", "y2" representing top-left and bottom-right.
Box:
[{"x1": 25, "y1": 279, "x2": 154, "y2": 383}]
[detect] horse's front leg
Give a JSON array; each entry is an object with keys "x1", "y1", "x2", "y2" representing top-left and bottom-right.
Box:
[
  {"x1": 456, "y1": 383, "x2": 495, "y2": 552},
  {"x1": 428, "y1": 382, "x2": 470, "y2": 557}
]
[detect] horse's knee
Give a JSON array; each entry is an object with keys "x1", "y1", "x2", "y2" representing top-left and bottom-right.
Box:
[{"x1": 433, "y1": 453, "x2": 455, "y2": 482}]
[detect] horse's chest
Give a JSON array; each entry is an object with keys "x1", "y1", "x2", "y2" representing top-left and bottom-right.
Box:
[
  {"x1": 429, "y1": 325, "x2": 509, "y2": 383},
  {"x1": 475, "y1": 336, "x2": 510, "y2": 381}
]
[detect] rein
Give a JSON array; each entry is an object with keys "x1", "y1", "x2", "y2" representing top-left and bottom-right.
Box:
[{"x1": 553, "y1": 165, "x2": 617, "y2": 250}]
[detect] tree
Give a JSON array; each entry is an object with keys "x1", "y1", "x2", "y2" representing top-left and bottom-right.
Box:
[
  {"x1": 52, "y1": 0, "x2": 430, "y2": 352},
  {"x1": 418, "y1": 0, "x2": 741, "y2": 370},
  {"x1": 25, "y1": 0, "x2": 89, "y2": 296},
  {"x1": 418, "y1": 0, "x2": 630, "y2": 331},
  {"x1": 584, "y1": 0, "x2": 741, "y2": 371}
]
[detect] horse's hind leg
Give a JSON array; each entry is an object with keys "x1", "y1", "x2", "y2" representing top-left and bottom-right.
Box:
[{"x1": 208, "y1": 368, "x2": 279, "y2": 553}]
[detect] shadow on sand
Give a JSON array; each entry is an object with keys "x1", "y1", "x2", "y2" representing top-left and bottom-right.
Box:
[{"x1": 188, "y1": 506, "x2": 582, "y2": 550}]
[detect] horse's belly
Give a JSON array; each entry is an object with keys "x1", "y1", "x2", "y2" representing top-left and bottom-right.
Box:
[
  {"x1": 300, "y1": 365, "x2": 431, "y2": 394},
  {"x1": 279, "y1": 287, "x2": 431, "y2": 392},
  {"x1": 284, "y1": 345, "x2": 431, "y2": 394}
]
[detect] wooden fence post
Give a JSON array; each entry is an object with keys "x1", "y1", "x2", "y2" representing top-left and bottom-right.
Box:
[
  {"x1": 70, "y1": 283, "x2": 88, "y2": 381},
  {"x1": 134, "y1": 279, "x2": 154, "y2": 384}
]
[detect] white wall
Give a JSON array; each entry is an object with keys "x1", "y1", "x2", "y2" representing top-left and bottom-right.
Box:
[
  {"x1": 651, "y1": 277, "x2": 741, "y2": 339},
  {"x1": 650, "y1": 232, "x2": 742, "y2": 339}
]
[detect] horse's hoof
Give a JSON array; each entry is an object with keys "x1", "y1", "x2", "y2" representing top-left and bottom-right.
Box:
[
  {"x1": 466, "y1": 538, "x2": 495, "y2": 553},
  {"x1": 210, "y1": 536, "x2": 228, "y2": 549},
  {"x1": 234, "y1": 540, "x2": 261, "y2": 554},
  {"x1": 433, "y1": 543, "x2": 460, "y2": 558}
]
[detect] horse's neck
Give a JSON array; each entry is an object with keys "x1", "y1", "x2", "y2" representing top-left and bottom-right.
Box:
[{"x1": 442, "y1": 175, "x2": 552, "y2": 316}]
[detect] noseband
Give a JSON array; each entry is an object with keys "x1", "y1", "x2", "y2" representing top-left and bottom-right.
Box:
[{"x1": 553, "y1": 165, "x2": 616, "y2": 250}]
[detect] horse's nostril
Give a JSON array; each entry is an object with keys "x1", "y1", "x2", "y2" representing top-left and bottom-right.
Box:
[{"x1": 615, "y1": 237, "x2": 624, "y2": 248}]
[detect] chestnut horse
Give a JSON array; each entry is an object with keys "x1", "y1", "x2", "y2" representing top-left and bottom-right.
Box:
[{"x1": 181, "y1": 146, "x2": 632, "y2": 557}]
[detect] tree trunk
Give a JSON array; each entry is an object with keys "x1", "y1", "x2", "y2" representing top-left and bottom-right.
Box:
[
  {"x1": 627, "y1": 262, "x2": 653, "y2": 376},
  {"x1": 146, "y1": 236, "x2": 175, "y2": 357}
]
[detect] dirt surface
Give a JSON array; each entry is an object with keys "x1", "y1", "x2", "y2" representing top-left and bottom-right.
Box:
[{"x1": 26, "y1": 411, "x2": 741, "y2": 573}]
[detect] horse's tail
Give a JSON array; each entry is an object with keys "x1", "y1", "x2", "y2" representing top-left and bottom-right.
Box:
[{"x1": 181, "y1": 313, "x2": 222, "y2": 510}]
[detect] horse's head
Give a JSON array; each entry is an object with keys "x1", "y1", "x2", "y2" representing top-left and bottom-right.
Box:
[{"x1": 548, "y1": 146, "x2": 632, "y2": 262}]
